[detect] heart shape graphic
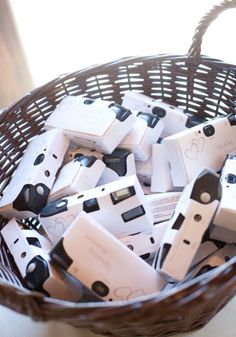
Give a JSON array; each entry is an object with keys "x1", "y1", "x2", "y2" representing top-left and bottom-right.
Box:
[
  {"x1": 193, "y1": 137, "x2": 205, "y2": 153},
  {"x1": 185, "y1": 137, "x2": 206, "y2": 160},
  {"x1": 113, "y1": 287, "x2": 145, "y2": 301},
  {"x1": 185, "y1": 142, "x2": 199, "y2": 161},
  {"x1": 46, "y1": 219, "x2": 66, "y2": 241}
]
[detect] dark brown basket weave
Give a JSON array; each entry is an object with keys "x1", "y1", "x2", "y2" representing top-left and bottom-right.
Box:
[{"x1": 1, "y1": 1, "x2": 236, "y2": 336}]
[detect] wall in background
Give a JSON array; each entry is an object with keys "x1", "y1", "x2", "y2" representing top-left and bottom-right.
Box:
[
  {"x1": 9, "y1": 0, "x2": 236, "y2": 88},
  {"x1": 0, "y1": 0, "x2": 33, "y2": 107}
]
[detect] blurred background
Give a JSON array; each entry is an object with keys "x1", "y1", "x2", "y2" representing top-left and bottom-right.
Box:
[{"x1": 1, "y1": 0, "x2": 236, "y2": 107}]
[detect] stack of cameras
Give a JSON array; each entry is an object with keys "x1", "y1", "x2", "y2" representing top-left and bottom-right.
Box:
[{"x1": 0, "y1": 92, "x2": 236, "y2": 303}]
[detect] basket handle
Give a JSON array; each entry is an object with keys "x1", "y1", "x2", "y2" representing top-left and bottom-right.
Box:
[{"x1": 188, "y1": 0, "x2": 236, "y2": 61}]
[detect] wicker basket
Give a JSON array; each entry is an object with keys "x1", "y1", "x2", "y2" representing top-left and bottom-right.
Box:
[{"x1": 1, "y1": 1, "x2": 236, "y2": 336}]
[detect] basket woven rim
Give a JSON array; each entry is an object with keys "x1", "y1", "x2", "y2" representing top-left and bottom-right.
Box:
[
  {"x1": 2, "y1": 253, "x2": 235, "y2": 312},
  {"x1": 2, "y1": 53, "x2": 236, "y2": 124}
]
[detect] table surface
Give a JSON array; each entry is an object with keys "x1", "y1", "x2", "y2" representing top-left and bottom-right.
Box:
[{"x1": 0, "y1": 295, "x2": 235, "y2": 337}]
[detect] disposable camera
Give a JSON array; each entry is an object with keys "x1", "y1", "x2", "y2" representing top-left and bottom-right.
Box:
[
  {"x1": 119, "y1": 111, "x2": 164, "y2": 161},
  {"x1": 136, "y1": 140, "x2": 174, "y2": 193},
  {"x1": 163, "y1": 114, "x2": 236, "y2": 187},
  {"x1": 145, "y1": 191, "x2": 181, "y2": 224},
  {"x1": 122, "y1": 91, "x2": 203, "y2": 137},
  {"x1": 157, "y1": 239, "x2": 225, "y2": 289},
  {"x1": 191, "y1": 238, "x2": 225, "y2": 268},
  {"x1": 151, "y1": 142, "x2": 174, "y2": 193},
  {"x1": 50, "y1": 212, "x2": 166, "y2": 301},
  {"x1": 153, "y1": 169, "x2": 222, "y2": 281},
  {"x1": 40, "y1": 175, "x2": 154, "y2": 244},
  {"x1": 1, "y1": 218, "x2": 83, "y2": 301},
  {"x1": 183, "y1": 244, "x2": 236, "y2": 282},
  {"x1": 64, "y1": 146, "x2": 136, "y2": 185},
  {"x1": 63, "y1": 144, "x2": 104, "y2": 164},
  {"x1": 120, "y1": 221, "x2": 169, "y2": 261},
  {"x1": 98, "y1": 149, "x2": 136, "y2": 185},
  {"x1": 211, "y1": 154, "x2": 236, "y2": 243},
  {"x1": 135, "y1": 154, "x2": 152, "y2": 185},
  {"x1": 0, "y1": 129, "x2": 69, "y2": 219},
  {"x1": 45, "y1": 95, "x2": 135, "y2": 154},
  {"x1": 49, "y1": 156, "x2": 105, "y2": 201}
]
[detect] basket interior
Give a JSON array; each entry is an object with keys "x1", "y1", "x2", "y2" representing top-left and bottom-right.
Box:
[
  {"x1": 1, "y1": 55, "x2": 236, "y2": 196},
  {"x1": 0, "y1": 55, "x2": 236, "y2": 333}
]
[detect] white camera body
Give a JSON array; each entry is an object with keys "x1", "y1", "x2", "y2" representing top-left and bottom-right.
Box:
[
  {"x1": 49, "y1": 156, "x2": 105, "y2": 201},
  {"x1": 184, "y1": 244, "x2": 236, "y2": 282},
  {"x1": 145, "y1": 191, "x2": 181, "y2": 224},
  {"x1": 63, "y1": 145, "x2": 103, "y2": 164},
  {"x1": 139, "y1": 179, "x2": 152, "y2": 195},
  {"x1": 191, "y1": 239, "x2": 225, "y2": 267},
  {"x1": 211, "y1": 155, "x2": 236, "y2": 243},
  {"x1": 163, "y1": 115, "x2": 236, "y2": 187},
  {"x1": 0, "y1": 129, "x2": 69, "y2": 219},
  {"x1": 40, "y1": 175, "x2": 154, "y2": 243},
  {"x1": 151, "y1": 142, "x2": 174, "y2": 192},
  {"x1": 1, "y1": 218, "x2": 83, "y2": 301},
  {"x1": 120, "y1": 221, "x2": 169, "y2": 261},
  {"x1": 98, "y1": 150, "x2": 136, "y2": 185},
  {"x1": 163, "y1": 239, "x2": 225, "y2": 288},
  {"x1": 119, "y1": 111, "x2": 164, "y2": 161},
  {"x1": 50, "y1": 212, "x2": 166, "y2": 301},
  {"x1": 136, "y1": 140, "x2": 174, "y2": 193},
  {"x1": 136, "y1": 154, "x2": 153, "y2": 185},
  {"x1": 122, "y1": 91, "x2": 191, "y2": 137},
  {"x1": 64, "y1": 146, "x2": 136, "y2": 185},
  {"x1": 210, "y1": 225, "x2": 236, "y2": 244},
  {"x1": 45, "y1": 95, "x2": 135, "y2": 154},
  {"x1": 153, "y1": 169, "x2": 221, "y2": 281}
]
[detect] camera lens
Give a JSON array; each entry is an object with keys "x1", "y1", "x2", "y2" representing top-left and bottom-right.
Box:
[
  {"x1": 92, "y1": 281, "x2": 109, "y2": 297},
  {"x1": 152, "y1": 106, "x2": 166, "y2": 118},
  {"x1": 203, "y1": 125, "x2": 215, "y2": 137}
]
